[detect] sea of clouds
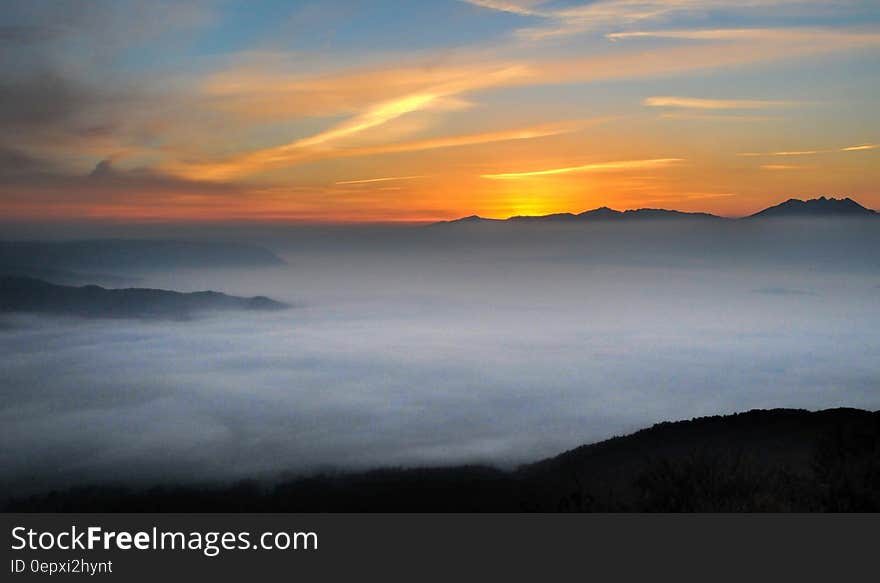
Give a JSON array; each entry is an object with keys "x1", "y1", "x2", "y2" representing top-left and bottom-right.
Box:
[{"x1": 2, "y1": 220, "x2": 879, "y2": 494}]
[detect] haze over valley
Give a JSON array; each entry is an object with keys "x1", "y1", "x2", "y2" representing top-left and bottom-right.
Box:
[{"x1": 2, "y1": 200, "x2": 879, "y2": 497}]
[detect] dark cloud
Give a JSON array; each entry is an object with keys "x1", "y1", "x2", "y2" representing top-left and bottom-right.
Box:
[
  {"x1": 0, "y1": 146, "x2": 47, "y2": 175},
  {"x1": 82, "y1": 158, "x2": 241, "y2": 195},
  {"x1": 0, "y1": 149, "x2": 240, "y2": 212},
  {"x1": 0, "y1": 72, "x2": 91, "y2": 130},
  {"x1": 0, "y1": 25, "x2": 63, "y2": 45},
  {"x1": 89, "y1": 158, "x2": 115, "y2": 178},
  {"x1": 0, "y1": 1, "x2": 217, "y2": 195}
]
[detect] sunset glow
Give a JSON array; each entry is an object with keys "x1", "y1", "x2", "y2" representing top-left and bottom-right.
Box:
[{"x1": 1, "y1": 0, "x2": 878, "y2": 222}]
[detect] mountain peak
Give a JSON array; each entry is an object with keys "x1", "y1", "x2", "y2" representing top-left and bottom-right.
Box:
[
  {"x1": 578, "y1": 206, "x2": 622, "y2": 219},
  {"x1": 431, "y1": 214, "x2": 502, "y2": 226},
  {"x1": 748, "y1": 196, "x2": 875, "y2": 219}
]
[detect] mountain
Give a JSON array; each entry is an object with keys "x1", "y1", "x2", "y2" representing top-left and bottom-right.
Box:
[
  {"x1": 617, "y1": 208, "x2": 723, "y2": 220},
  {"x1": 430, "y1": 214, "x2": 502, "y2": 226},
  {"x1": 7, "y1": 407, "x2": 878, "y2": 512},
  {"x1": 747, "y1": 196, "x2": 877, "y2": 219},
  {"x1": 0, "y1": 239, "x2": 285, "y2": 276},
  {"x1": 438, "y1": 206, "x2": 725, "y2": 225},
  {"x1": 0, "y1": 275, "x2": 288, "y2": 320},
  {"x1": 435, "y1": 196, "x2": 877, "y2": 225}
]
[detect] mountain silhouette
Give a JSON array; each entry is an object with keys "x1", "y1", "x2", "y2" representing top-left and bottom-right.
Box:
[
  {"x1": 436, "y1": 196, "x2": 877, "y2": 225},
  {"x1": 7, "y1": 407, "x2": 879, "y2": 512},
  {"x1": 441, "y1": 207, "x2": 724, "y2": 225},
  {"x1": 0, "y1": 275, "x2": 288, "y2": 320},
  {"x1": 747, "y1": 196, "x2": 877, "y2": 219}
]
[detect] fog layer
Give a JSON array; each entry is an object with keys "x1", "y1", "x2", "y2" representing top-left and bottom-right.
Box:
[{"x1": 2, "y1": 220, "x2": 879, "y2": 494}]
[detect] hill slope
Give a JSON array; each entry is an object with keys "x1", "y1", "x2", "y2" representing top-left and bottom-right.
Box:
[{"x1": 7, "y1": 408, "x2": 878, "y2": 512}]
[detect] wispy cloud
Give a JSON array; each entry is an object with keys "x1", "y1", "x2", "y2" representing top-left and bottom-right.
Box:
[
  {"x1": 740, "y1": 143, "x2": 878, "y2": 156},
  {"x1": 200, "y1": 61, "x2": 528, "y2": 123},
  {"x1": 645, "y1": 96, "x2": 796, "y2": 110},
  {"x1": 658, "y1": 112, "x2": 780, "y2": 122},
  {"x1": 610, "y1": 28, "x2": 802, "y2": 41},
  {"x1": 524, "y1": 28, "x2": 880, "y2": 89},
  {"x1": 739, "y1": 150, "x2": 820, "y2": 156},
  {"x1": 167, "y1": 26, "x2": 877, "y2": 183},
  {"x1": 339, "y1": 120, "x2": 593, "y2": 156},
  {"x1": 165, "y1": 120, "x2": 588, "y2": 181},
  {"x1": 282, "y1": 93, "x2": 443, "y2": 149},
  {"x1": 760, "y1": 164, "x2": 804, "y2": 170},
  {"x1": 466, "y1": 1, "x2": 844, "y2": 42},
  {"x1": 336, "y1": 175, "x2": 426, "y2": 185},
  {"x1": 482, "y1": 158, "x2": 683, "y2": 179},
  {"x1": 461, "y1": 0, "x2": 545, "y2": 17}
]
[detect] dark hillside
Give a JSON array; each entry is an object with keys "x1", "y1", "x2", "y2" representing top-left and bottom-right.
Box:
[{"x1": 7, "y1": 408, "x2": 878, "y2": 512}]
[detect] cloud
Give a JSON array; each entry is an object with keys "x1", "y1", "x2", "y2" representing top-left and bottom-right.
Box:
[
  {"x1": 2, "y1": 1, "x2": 878, "y2": 221},
  {"x1": 482, "y1": 157, "x2": 684, "y2": 179},
  {"x1": 760, "y1": 164, "x2": 804, "y2": 170},
  {"x1": 658, "y1": 112, "x2": 780, "y2": 122},
  {"x1": 841, "y1": 143, "x2": 878, "y2": 151},
  {"x1": 198, "y1": 61, "x2": 526, "y2": 123},
  {"x1": 739, "y1": 150, "x2": 820, "y2": 156},
  {"x1": 165, "y1": 21, "x2": 878, "y2": 184},
  {"x1": 607, "y1": 27, "x2": 880, "y2": 43},
  {"x1": 460, "y1": 0, "x2": 546, "y2": 17},
  {"x1": 163, "y1": 119, "x2": 588, "y2": 181},
  {"x1": 336, "y1": 175, "x2": 427, "y2": 185},
  {"x1": 3, "y1": 223, "x2": 880, "y2": 494},
  {"x1": 489, "y1": 1, "x2": 847, "y2": 41},
  {"x1": 644, "y1": 96, "x2": 796, "y2": 110},
  {"x1": 288, "y1": 94, "x2": 444, "y2": 149},
  {"x1": 0, "y1": 152, "x2": 245, "y2": 221},
  {"x1": 523, "y1": 28, "x2": 880, "y2": 89},
  {"x1": 334, "y1": 119, "x2": 595, "y2": 156},
  {"x1": 740, "y1": 143, "x2": 878, "y2": 156},
  {"x1": 461, "y1": 2, "x2": 880, "y2": 45}
]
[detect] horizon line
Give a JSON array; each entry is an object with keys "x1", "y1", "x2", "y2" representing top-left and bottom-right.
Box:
[{"x1": 0, "y1": 196, "x2": 872, "y2": 227}]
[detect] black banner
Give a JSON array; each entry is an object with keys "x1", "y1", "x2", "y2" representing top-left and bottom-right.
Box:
[{"x1": 2, "y1": 514, "x2": 877, "y2": 581}]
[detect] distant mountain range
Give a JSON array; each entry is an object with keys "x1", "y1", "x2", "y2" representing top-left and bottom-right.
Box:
[
  {"x1": 435, "y1": 197, "x2": 877, "y2": 225},
  {"x1": 0, "y1": 276, "x2": 288, "y2": 320}
]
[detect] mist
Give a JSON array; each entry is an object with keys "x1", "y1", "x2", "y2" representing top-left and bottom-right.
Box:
[{"x1": 2, "y1": 219, "x2": 879, "y2": 495}]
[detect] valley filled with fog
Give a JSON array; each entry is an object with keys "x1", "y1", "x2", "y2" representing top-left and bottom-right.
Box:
[{"x1": 2, "y1": 219, "x2": 879, "y2": 495}]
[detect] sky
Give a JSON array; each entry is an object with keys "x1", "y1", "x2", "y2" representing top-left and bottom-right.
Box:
[{"x1": 1, "y1": 0, "x2": 879, "y2": 222}]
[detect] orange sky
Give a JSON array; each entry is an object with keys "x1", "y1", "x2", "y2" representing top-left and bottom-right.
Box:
[{"x1": 1, "y1": 1, "x2": 878, "y2": 222}]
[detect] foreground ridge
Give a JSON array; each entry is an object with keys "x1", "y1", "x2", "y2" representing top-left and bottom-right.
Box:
[{"x1": 8, "y1": 407, "x2": 879, "y2": 512}]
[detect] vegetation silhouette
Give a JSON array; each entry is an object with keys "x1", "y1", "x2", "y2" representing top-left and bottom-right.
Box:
[{"x1": 7, "y1": 408, "x2": 878, "y2": 512}]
